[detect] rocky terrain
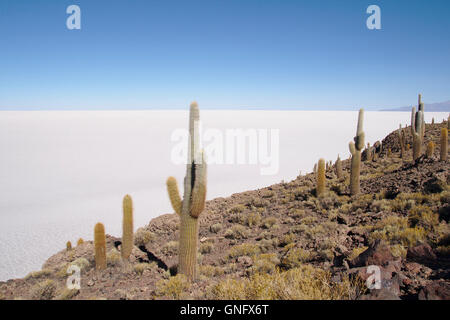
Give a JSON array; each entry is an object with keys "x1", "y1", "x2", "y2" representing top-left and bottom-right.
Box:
[{"x1": 0, "y1": 120, "x2": 449, "y2": 300}]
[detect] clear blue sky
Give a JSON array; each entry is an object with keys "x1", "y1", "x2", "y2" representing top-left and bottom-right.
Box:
[{"x1": 0, "y1": 0, "x2": 449, "y2": 110}]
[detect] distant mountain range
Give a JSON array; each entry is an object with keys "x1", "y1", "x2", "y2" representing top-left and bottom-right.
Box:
[{"x1": 381, "y1": 100, "x2": 450, "y2": 112}]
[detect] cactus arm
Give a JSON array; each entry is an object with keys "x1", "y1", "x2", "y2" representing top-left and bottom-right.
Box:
[{"x1": 166, "y1": 177, "x2": 182, "y2": 215}]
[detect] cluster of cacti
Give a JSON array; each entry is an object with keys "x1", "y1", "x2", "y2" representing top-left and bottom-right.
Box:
[
  {"x1": 166, "y1": 102, "x2": 207, "y2": 282},
  {"x1": 426, "y1": 141, "x2": 435, "y2": 158},
  {"x1": 94, "y1": 222, "x2": 106, "y2": 270},
  {"x1": 122, "y1": 195, "x2": 134, "y2": 261},
  {"x1": 441, "y1": 128, "x2": 448, "y2": 161},
  {"x1": 335, "y1": 155, "x2": 343, "y2": 180},
  {"x1": 349, "y1": 109, "x2": 364, "y2": 196},
  {"x1": 397, "y1": 124, "x2": 406, "y2": 159},
  {"x1": 316, "y1": 158, "x2": 326, "y2": 196}
]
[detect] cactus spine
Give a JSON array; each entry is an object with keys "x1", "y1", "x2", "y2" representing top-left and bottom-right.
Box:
[
  {"x1": 122, "y1": 194, "x2": 134, "y2": 261},
  {"x1": 349, "y1": 109, "x2": 364, "y2": 196},
  {"x1": 412, "y1": 106, "x2": 424, "y2": 161},
  {"x1": 94, "y1": 222, "x2": 107, "y2": 270},
  {"x1": 316, "y1": 158, "x2": 326, "y2": 196},
  {"x1": 426, "y1": 141, "x2": 434, "y2": 158},
  {"x1": 166, "y1": 102, "x2": 207, "y2": 281},
  {"x1": 441, "y1": 128, "x2": 448, "y2": 161},
  {"x1": 335, "y1": 155, "x2": 343, "y2": 180}
]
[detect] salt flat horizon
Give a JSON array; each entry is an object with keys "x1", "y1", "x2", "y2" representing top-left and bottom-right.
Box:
[{"x1": 0, "y1": 110, "x2": 448, "y2": 281}]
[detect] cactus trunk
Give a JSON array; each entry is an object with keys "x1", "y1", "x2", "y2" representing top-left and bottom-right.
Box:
[
  {"x1": 349, "y1": 109, "x2": 364, "y2": 196},
  {"x1": 179, "y1": 212, "x2": 199, "y2": 280},
  {"x1": 349, "y1": 149, "x2": 361, "y2": 196},
  {"x1": 335, "y1": 156, "x2": 343, "y2": 180},
  {"x1": 122, "y1": 195, "x2": 133, "y2": 261},
  {"x1": 441, "y1": 128, "x2": 448, "y2": 161},
  {"x1": 94, "y1": 223, "x2": 106, "y2": 270},
  {"x1": 316, "y1": 158, "x2": 326, "y2": 196}
]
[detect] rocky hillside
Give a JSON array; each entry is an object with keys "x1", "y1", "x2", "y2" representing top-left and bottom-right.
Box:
[{"x1": 1, "y1": 121, "x2": 449, "y2": 300}]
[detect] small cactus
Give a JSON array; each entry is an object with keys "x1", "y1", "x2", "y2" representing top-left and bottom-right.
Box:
[
  {"x1": 349, "y1": 109, "x2": 364, "y2": 196},
  {"x1": 316, "y1": 158, "x2": 326, "y2": 196},
  {"x1": 77, "y1": 238, "x2": 84, "y2": 246},
  {"x1": 387, "y1": 148, "x2": 392, "y2": 158},
  {"x1": 335, "y1": 155, "x2": 343, "y2": 180},
  {"x1": 166, "y1": 102, "x2": 207, "y2": 281},
  {"x1": 66, "y1": 241, "x2": 72, "y2": 251},
  {"x1": 426, "y1": 141, "x2": 435, "y2": 158},
  {"x1": 122, "y1": 195, "x2": 134, "y2": 261},
  {"x1": 94, "y1": 223, "x2": 106, "y2": 270},
  {"x1": 441, "y1": 128, "x2": 448, "y2": 161},
  {"x1": 313, "y1": 163, "x2": 317, "y2": 174}
]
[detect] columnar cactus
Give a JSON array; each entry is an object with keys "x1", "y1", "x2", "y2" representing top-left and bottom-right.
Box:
[
  {"x1": 335, "y1": 155, "x2": 343, "y2": 180},
  {"x1": 66, "y1": 241, "x2": 72, "y2": 251},
  {"x1": 316, "y1": 158, "x2": 326, "y2": 196},
  {"x1": 349, "y1": 109, "x2": 364, "y2": 196},
  {"x1": 397, "y1": 124, "x2": 406, "y2": 159},
  {"x1": 426, "y1": 141, "x2": 434, "y2": 158},
  {"x1": 441, "y1": 128, "x2": 448, "y2": 161},
  {"x1": 166, "y1": 102, "x2": 207, "y2": 281},
  {"x1": 77, "y1": 238, "x2": 84, "y2": 246},
  {"x1": 122, "y1": 194, "x2": 134, "y2": 261},
  {"x1": 366, "y1": 143, "x2": 373, "y2": 162},
  {"x1": 411, "y1": 106, "x2": 424, "y2": 161},
  {"x1": 94, "y1": 222, "x2": 107, "y2": 270},
  {"x1": 418, "y1": 94, "x2": 425, "y2": 138}
]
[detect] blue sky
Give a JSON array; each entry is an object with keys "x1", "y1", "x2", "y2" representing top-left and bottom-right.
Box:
[{"x1": 0, "y1": 0, "x2": 449, "y2": 110}]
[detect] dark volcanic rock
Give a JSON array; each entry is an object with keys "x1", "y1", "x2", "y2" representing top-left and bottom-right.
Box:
[
  {"x1": 348, "y1": 240, "x2": 394, "y2": 268},
  {"x1": 407, "y1": 243, "x2": 437, "y2": 265},
  {"x1": 418, "y1": 280, "x2": 450, "y2": 300}
]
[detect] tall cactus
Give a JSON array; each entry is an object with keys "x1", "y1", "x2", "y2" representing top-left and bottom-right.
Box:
[
  {"x1": 94, "y1": 222, "x2": 106, "y2": 270},
  {"x1": 412, "y1": 106, "x2": 424, "y2": 161},
  {"x1": 397, "y1": 124, "x2": 406, "y2": 159},
  {"x1": 426, "y1": 141, "x2": 434, "y2": 158},
  {"x1": 316, "y1": 158, "x2": 326, "y2": 196},
  {"x1": 349, "y1": 109, "x2": 364, "y2": 196},
  {"x1": 166, "y1": 102, "x2": 207, "y2": 281},
  {"x1": 122, "y1": 195, "x2": 134, "y2": 261},
  {"x1": 441, "y1": 128, "x2": 448, "y2": 161},
  {"x1": 418, "y1": 94, "x2": 425, "y2": 138},
  {"x1": 335, "y1": 155, "x2": 343, "y2": 180}
]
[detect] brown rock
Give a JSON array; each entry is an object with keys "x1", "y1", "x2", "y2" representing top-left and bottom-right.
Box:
[
  {"x1": 418, "y1": 281, "x2": 450, "y2": 300},
  {"x1": 349, "y1": 240, "x2": 394, "y2": 268},
  {"x1": 407, "y1": 243, "x2": 437, "y2": 265}
]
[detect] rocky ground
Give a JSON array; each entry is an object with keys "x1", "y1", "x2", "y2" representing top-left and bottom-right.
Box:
[{"x1": 0, "y1": 121, "x2": 449, "y2": 300}]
